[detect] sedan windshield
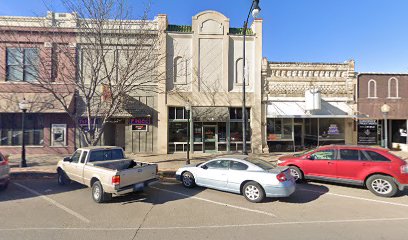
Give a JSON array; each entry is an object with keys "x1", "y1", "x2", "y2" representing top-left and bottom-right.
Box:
[{"x1": 246, "y1": 159, "x2": 275, "y2": 170}]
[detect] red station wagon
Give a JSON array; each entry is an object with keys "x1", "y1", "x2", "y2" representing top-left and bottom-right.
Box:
[{"x1": 277, "y1": 145, "x2": 408, "y2": 197}]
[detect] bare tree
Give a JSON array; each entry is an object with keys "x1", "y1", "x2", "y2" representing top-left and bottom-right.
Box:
[{"x1": 0, "y1": 0, "x2": 165, "y2": 146}]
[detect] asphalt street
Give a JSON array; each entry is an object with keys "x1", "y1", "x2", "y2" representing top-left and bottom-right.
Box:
[{"x1": 1, "y1": 178, "x2": 408, "y2": 240}]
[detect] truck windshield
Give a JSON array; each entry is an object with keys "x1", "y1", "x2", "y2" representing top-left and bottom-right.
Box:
[{"x1": 88, "y1": 149, "x2": 124, "y2": 162}]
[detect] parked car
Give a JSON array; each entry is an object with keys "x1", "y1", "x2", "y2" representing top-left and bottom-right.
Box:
[
  {"x1": 176, "y1": 156, "x2": 296, "y2": 203},
  {"x1": 57, "y1": 146, "x2": 159, "y2": 203},
  {"x1": 277, "y1": 145, "x2": 408, "y2": 197},
  {"x1": 0, "y1": 152, "x2": 10, "y2": 191}
]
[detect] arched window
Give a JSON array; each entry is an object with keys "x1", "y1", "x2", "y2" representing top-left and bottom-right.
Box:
[
  {"x1": 388, "y1": 77, "x2": 399, "y2": 98},
  {"x1": 173, "y1": 56, "x2": 186, "y2": 84},
  {"x1": 367, "y1": 79, "x2": 377, "y2": 98}
]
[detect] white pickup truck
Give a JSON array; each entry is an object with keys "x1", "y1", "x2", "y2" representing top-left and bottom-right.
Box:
[{"x1": 56, "y1": 146, "x2": 158, "y2": 203}]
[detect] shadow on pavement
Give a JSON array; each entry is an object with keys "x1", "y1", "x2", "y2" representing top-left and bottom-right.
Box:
[
  {"x1": 0, "y1": 179, "x2": 87, "y2": 203},
  {"x1": 106, "y1": 182, "x2": 204, "y2": 205},
  {"x1": 0, "y1": 177, "x2": 203, "y2": 206},
  {"x1": 277, "y1": 183, "x2": 329, "y2": 204}
]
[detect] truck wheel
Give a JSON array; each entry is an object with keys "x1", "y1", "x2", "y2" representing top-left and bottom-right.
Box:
[
  {"x1": 243, "y1": 181, "x2": 265, "y2": 203},
  {"x1": 289, "y1": 166, "x2": 303, "y2": 182},
  {"x1": 181, "y1": 171, "x2": 196, "y2": 188},
  {"x1": 0, "y1": 181, "x2": 8, "y2": 191},
  {"x1": 57, "y1": 170, "x2": 70, "y2": 185},
  {"x1": 92, "y1": 181, "x2": 112, "y2": 203},
  {"x1": 366, "y1": 175, "x2": 398, "y2": 198}
]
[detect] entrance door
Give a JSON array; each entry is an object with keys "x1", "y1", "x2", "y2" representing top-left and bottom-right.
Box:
[
  {"x1": 115, "y1": 123, "x2": 126, "y2": 150},
  {"x1": 294, "y1": 124, "x2": 303, "y2": 151},
  {"x1": 203, "y1": 125, "x2": 217, "y2": 153}
]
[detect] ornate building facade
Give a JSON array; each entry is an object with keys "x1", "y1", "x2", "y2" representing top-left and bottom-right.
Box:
[
  {"x1": 262, "y1": 60, "x2": 357, "y2": 152},
  {"x1": 157, "y1": 10, "x2": 264, "y2": 154}
]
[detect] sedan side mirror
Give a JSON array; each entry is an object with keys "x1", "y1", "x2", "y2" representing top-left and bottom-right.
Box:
[
  {"x1": 306, "y1": 155, "x2": 315, "y2": 160},
  {"x1": 201, "y1": 165, "x2": 208, "y2": 170},
  {"x1": 63, "y1": 157, "x2": 72, "y2": 162}
]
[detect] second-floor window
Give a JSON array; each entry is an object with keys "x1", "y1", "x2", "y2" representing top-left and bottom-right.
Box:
[
  {"x1": 388, "y1": 77, "x2": 399, "y2": 98},
  {"x1": 367, "y1": 79, "x2": 377, "y2": 98},
  {"x1": 6, "y1": 48, "x2": 39, "y2": 82}
]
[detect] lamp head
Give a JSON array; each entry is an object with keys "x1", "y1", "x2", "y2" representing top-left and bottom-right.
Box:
[
  {"x1": 252, "y1": 0, "x2": 261, "y2": 18},
  {"x1": 19, "y1": 98, "x2": 30, "y2": 111},
  {"x1": 381, "y1": 103, "x2": 390, "y2": 113},
  {"x1": 185, "y1": 102, "x2": 191, "y2": 111}
]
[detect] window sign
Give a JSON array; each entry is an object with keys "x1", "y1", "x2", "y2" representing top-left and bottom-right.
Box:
[
  {"x1": 327, "y1": 124, "x2": 340, "y2": 135},
  {"x1": 131, "y1": 125, "x2": 148, "y2": 131},
  {"x1": 129, "y1": 117, "x2": 151, "y2": 125},
  {"x1": 358, "y1": 120, "x2": 378, "y2": 145},
  {"x1": 51, "y1": 124, "x2": 67, "y2": 146}
]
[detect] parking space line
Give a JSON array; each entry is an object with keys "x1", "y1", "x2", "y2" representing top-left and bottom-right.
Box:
[
  {"x1": 1, "y1": 216, "x2": 408, "y2": 231},
  {"x1": 150, "y1": 186, "x2": 277, "y2": 217},
  {"x1": 298, "y1": 187, "x2": 408, "y2": 208},
  {"x1": 13, "y1": 183, "x2": 91, "y2": 224}
]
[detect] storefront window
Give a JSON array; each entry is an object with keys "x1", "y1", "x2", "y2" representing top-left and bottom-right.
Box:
[
  {"x1": 218, "y1": 122, "x2": 226, "y2": 142},
  {"x1": 304, "y1": 118, "x2": 318, "y2": 147},
  {"x1": 0, "y1": 113, "x2": 44, "y2": 146},
  {"x1": 319, "y1": 118, "x2": 345, "y2": 145},
  {"x1": 168, "y1": 122, "x2": 188, "y2": 142},
  {"x1": 391, "y1": 120, "x2": 407, "y2": 144},
  {"x1": 267, "y1": 118, "x2": 293, "y2": 141},
  {"x1": 193, "y1": 122, "x2": 202, "y2": 142}
]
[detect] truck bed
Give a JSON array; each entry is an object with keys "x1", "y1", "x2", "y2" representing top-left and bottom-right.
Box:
[
  {"x1": 88, "y1": 159, "x2": 149, "y2": 171},
  {"x1": 87, "y1": 159, "x2": 157, "y2": 189}
]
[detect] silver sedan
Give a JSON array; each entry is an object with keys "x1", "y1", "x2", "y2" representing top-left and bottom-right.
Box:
[{"x1": 175, "y1": 156, "x2": 296, "y2": 203}]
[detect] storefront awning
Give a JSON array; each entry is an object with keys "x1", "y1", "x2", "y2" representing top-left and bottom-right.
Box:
[
  {"x1": 192, "y1": 107, "x2": 229, "y2": 122},
  {"x1": 266, "y1": 101, "x2": 353, "y2": 118},
  {"x1": 0, "y1": 92, "x2": 74, "y2": 113}
]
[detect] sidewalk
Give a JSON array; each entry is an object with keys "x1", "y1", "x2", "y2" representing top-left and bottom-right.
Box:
[
  {"x1": 7, "y1": 152, "x2": 286, "y2": 179},
  {"x1": 8, "y1": 150, "x2": 408, "y2": 180}
]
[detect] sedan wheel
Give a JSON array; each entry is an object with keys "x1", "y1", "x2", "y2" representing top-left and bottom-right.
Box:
[
  {"x1": 366, "y1": 175, "x2": 398, "y2": 197},
  {"x1": 182, "y1": 171, "x2": 195, "y2": 188},
  {"x1": 289, "y1": 166, "x2": 303, "y2": 182},
  {"x1": 243, "y1": 181, "x2": 265, "y2": 203}
]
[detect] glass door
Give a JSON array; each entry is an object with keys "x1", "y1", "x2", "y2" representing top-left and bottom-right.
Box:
[{"x1": 203, "y1": 125, "x2": 217, "y2": 153}]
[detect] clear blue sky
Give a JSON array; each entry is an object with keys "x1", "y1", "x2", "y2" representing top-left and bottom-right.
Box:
[{"x1": 1, "y1": 0, "x2": 408, "y2": 72}]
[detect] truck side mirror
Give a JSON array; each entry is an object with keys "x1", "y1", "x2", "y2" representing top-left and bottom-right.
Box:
[{"x1": 63, "y1": 157, "x2": 72, "y2": 162}]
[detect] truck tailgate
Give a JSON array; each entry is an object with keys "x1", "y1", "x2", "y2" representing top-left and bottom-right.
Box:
[{"x1": 118, "y1": 163, "x2": 157, "y2": 188}]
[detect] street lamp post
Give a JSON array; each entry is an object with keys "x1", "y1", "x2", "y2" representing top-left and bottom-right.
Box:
[
  {"x1": 19, "y1": 98, "x2": 30, "y2": 168},
  {"x1": 381, "y1": 103, "x2": 390, "y2": 148},
  {"x1": 185, "y1": 102, "x2": 191, "y2": 164},
  {"x1": 242, "y1": 0, "x2": 261, "y2": 155}
]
